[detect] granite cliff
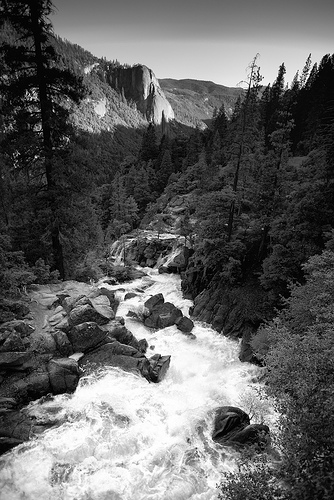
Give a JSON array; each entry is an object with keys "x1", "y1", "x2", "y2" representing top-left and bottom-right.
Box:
[{"x1": 105, "y1": 64, "x2": 174, "y2": 125}]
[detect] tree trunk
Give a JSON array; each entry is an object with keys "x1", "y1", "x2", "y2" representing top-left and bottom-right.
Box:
[{"x1": 29, "y1": 2, "x2": 65, "y2": 279}]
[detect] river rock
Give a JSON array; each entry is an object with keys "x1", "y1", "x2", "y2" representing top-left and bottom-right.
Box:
[
  {"x1": 144, "y1": 302, "x2": 183, "y2": 329},
  {"x1": 0, "y1": 351, "x2": 33, "y2": 370},
  {"x1": 144, "y1": 294, "x2": 165, "y2": 312},
  {"x1": 175, "y1": 316, "x2": 194, "y2": 334},
  {"x1": 69, "y1": 304, "x2": 110, "y2": 327},
  {"x1": 0, "y1": 410, "x2": 34, "y2": 455},
  {"x1": 97, "y1": 288, "x2": 120, "y2": 313},
  {"x1": 47, "y1": 358, "x2": 80, "y2": 394},
  {"x1": 148, "y1": 354, "x2": 171, "y2": 382},
  {"x1": 212, "y1": 406, "x2": 270, "y2": 450},
  {"x1": 61, "y1": 294, "x2": 88, "y2": 313},
  {"x1": 79, "y1": 341, "x2": 151, "y2": 380},
  {"x1": 108, "y1": 325, "x2": 147, "y2": 353},
  {"x1": 67, "y1": 322, "x2": 108, "y2": 352},
  {"x1": 50, "y1": 330, "x2": 74, "y2": 356}
]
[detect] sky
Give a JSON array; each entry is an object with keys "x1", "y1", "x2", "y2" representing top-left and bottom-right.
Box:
[{"x1": 51, "y1": 0, "x2": 334, "y2": 88}]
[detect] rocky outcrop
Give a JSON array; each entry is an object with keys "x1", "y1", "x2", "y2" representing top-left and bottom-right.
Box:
[
  {"x1": 143, "y1": 293, "x2": 195, "y2": 335},
  {"x1": 0, "y1": 403, "x2": 34, "y2": 454},
  {"x1": 105, "y1": 64, "x2": 174, "y2": 125},
  {"x1": 182, "y1": 269, "x2": 272, "y2": 362},
  {"x1": 212, "y1": 406, "x2": 271, "y2": 451}
]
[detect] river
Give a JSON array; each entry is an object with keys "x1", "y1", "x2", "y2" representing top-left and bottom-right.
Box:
[{"x1": 0, "y1": 241, "x2": 264, "y2": 500}]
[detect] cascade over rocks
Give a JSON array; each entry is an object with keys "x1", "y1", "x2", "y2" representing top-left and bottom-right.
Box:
[{"x1": 0, "y1": 278, "x2": 173, "y2": 454}]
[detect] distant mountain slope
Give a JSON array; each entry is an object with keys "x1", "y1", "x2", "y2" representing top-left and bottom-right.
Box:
[{"x1": 160, "y1": 78, "x2": 243, "y2": 128}]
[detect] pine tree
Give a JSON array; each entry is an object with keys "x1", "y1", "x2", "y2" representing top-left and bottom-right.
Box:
[
  {"x1": 226, "y1": 55, "x2": 263, "y2": 241},
  {"x1": 0, "y1": 0, "x2": 86, "y2": 278}
]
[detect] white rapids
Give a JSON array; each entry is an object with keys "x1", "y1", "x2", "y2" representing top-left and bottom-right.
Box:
[{"x1": 0, "y1": 266, "x2": 265, "y2": 500}]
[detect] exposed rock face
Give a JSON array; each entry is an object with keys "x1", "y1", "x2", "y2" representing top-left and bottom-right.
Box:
[
  {"x1": 106, "y1": 65, "x2": 174, "y2": 125},
  {"x1": 183, "y1": 270, "x2": 272, "y2": 363}
]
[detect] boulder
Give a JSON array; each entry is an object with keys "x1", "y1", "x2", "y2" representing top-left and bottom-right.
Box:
[
  {"x1": 144, "y1": 302, "x2": 183, "y2": 329},
  {"x1": 79, "y1": 341, "x2": 151, "y2": 380},
  {"x1": 212, "y1": 406, "x2": 270, "y2": 450},
  {"x1": 148, "y1": 354, "x2": 171, "y2": 382},
  {"x1": 47, "y1": 358, "x2": 80, "y2": 394},
  {"x1": 108, "y1": 325, "x2": 147, "y2": 353},
  {"x1": 61, "y1": 294, "x2": 87, "y2": 313},
  {"x1": 50, "y1": 330, "x2": 73, "y2": 357},
  {"x1": 0, "y1": 320, "x2": 33, "y2": 337},
  {"x1": 124, "y1": 292, "x2": 138, "y2": 300},
  {"x1": 0, "y1": 351, "x2": 32, "y2": 370},
  {"x1": 0, "y1": 329, "x2": 26, "y2": 352},
  {"x1": 175, "y1": 316, "x2": 194, "y2": 334},
  {"x1": 11, "y1": 367, "x2": 51, "y2": 402},
  {"x1": 69, "y1": 304, "x2": 110, "y2": 327},
  {"x1": 67, "y1": 322, "x2": 108, "y2": 352},
  {"x1": 212, "y1": 406, "x2": 250, "y2": 441},
  {"x1": 0, "y1": 410, "x2": 33, "y2": 455},
  {"x1": 144, "y1": 293, "x2": 165, "y2": 312},
  {"x1": 98, "y1": 288, "x2": 120, "y2": 313},
  {"x1": 90, "y1": 295, "x2": 115, "y2": 320}
]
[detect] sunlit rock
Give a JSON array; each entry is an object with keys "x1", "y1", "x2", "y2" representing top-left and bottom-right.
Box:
[{"x1": 69, "y1": 304, "x2": 110, "y2": 327}]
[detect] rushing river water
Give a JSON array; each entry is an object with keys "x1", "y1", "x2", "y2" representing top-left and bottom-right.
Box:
[{"x1": 0, "y1": 243, "x2": 264, "y2": 500}]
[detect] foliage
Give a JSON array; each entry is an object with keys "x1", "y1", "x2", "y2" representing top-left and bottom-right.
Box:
[
  {"x1": 217, "y1": 455, "x2": 285, "y2": 500},
  {"x1": 250, "y1": 249, "x2": 334, "y2": 499}
]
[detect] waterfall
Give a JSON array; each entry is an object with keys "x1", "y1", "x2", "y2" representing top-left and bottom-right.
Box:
[{"x1": 0, "y1": 247, "x2": 268, "y2": 500}]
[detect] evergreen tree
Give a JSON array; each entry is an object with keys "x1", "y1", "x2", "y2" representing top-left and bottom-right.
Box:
[
  {"x1": 139, "y1": 122, "x2": 159, "y2": 162},
  {"x1": 0, "y1": 0, "x2": 86, "y2": 278}
]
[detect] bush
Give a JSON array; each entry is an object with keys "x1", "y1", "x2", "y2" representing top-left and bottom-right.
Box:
[
  {"x1": 30, "y1": 258, "x2": 60, "y2": 284},
  {"x1": 217, "y1": 455, "x2": 285, "y2": 500}
]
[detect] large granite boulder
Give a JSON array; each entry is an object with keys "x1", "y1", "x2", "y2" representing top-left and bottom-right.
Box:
[
  {"x1": 61, "y1": 294, "x2": 87, "y2": 313},
  {"x1": 95, "y1": 288, "x2": 119, "y2": 314},
  {"x1": 50, "y1": 329, "x2": 74, "y2": 357},
  {"x1": 0, "y1": 409, "x2": 34, "y2": 455},
  {"x1": 67, "y1": 322, "x2": 108, "y2": 353},
  {"x1": 69, "y1": 304, "x2": 110, "y2": 327},
  {"x1": 144, "y1": 301, "x2": 183, "y2": 329},
  {"x1": 212, "y1": 406, "x2": 270, "y2": 451},
  {"x1": 108, "y1": 325, "x2": 148, "y2": 353},
  {"x1": 148, "y1": 354, "x2": 171, "y2": 383},
  {"x1": 144, "y1": 293, "x2": 164, "y2": 312},
  {"x1": 47, "y1": 358, "x2": 80, "y2": 394},
  {"x1": 0, "y1": 351, "x2": 33, "y2": 370},
  {"x1": 78, "y1": 341, "x2": 151, "y2": 380},
  {"x1": 175, "y1": 316, "x2": 194, "y2": 334}
]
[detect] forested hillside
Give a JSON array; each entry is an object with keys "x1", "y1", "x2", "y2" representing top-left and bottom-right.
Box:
[{"x1": 1, "y1": 2, "x2": 334, "y2": 498}]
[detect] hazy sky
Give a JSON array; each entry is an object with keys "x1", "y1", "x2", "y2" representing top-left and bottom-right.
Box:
[{"x1": 52, "y1": 0, "x2": 334, "y2": 88}]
